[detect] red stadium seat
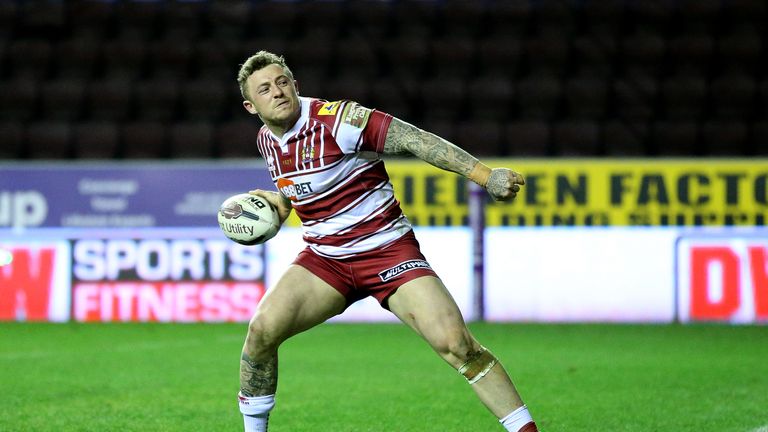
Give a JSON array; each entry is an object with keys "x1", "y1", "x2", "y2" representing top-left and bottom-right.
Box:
[
  {"x1": 7, "y1": 39, "x2": 52, "y2": 80},
  {"x1": 515, "y1": 75, "x2": 562, "y2": 120},
  {"x1": 85, "y1": 79, "x2": 134, "y2": 122},
  {"x1": 135, "y1": 78, "x2": 180, "y2": 122},
  {"x1": 39, "y1": 79, "x2": 86, "y2": 121},
  {"x1": 0, "y1": 78, "x2": 38, "y2": 122},
  {"x1": 612, "y1": 73, "x2": 658, "y2": 121},
  {"x1": 455, "y1": 120, "x2": 503, "y2": 157},
  {"x1": 564, "y1": 76, "x2": 608, "y2": 120},
  {"x1": 709, "y1": 73, "x2": 757, "y2": 120},
  {"x1": 660, "y1": 73, "x2": 708, "y2": 120},
  {"x1": 180, "y1": 78, "x2": 230, "y2": 121},
  {"x1": 467, "y1": 75, "x2": 514, "y2": 122},
  {"x1": 701, "y1": 120, "x2": 748, "y2": 156}
]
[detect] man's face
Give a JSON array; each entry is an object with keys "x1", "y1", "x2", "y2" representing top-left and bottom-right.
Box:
[{"x1": 243, "y1": 64, "x2": 300, "y2": 129}]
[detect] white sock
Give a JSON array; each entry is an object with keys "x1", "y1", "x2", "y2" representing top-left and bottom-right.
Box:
[
  {"x1": 238, "y1": 393, "x2": 275, "y2": 432},
  {"x1": 500, "y1": 405, "x2": 535, "y2": 432}
]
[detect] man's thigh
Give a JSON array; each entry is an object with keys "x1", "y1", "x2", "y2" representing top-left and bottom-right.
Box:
[
  {"x1": 386, "y1": 275, "x2": 470, "y2": 340},
  {"x1": 254, "y1": 264, "x2": 347, "y2": 339}
]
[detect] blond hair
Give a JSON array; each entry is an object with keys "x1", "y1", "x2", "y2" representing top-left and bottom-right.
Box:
[{"x1": 237, "y1": 50, "x2": 294, "y2": 101}]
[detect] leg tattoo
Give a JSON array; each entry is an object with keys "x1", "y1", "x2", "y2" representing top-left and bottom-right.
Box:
[{"x1": 240, "y1": 352, "x2": 278, "y2": 397}]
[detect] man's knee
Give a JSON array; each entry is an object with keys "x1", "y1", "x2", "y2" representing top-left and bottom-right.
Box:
[
  {"x1": 245, "y1": 313, "x2": 286, "y2": 352},
  {"x1": 431, "y1": 328, "x2": 478, "y2": 364}
]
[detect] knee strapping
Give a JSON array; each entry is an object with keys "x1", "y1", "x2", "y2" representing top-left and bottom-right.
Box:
[{"x1": 458, "y1": 346, "x2": 498, "y2": 384}]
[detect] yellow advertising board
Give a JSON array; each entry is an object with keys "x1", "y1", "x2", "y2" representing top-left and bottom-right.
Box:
[
  {"x1": 384, "y1": 159, "x2": 768, "y2": 227},
  {"x1": 282, "y1": 159, "x2": 767, "y2": 227}
]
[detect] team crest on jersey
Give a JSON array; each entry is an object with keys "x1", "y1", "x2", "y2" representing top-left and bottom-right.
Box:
[
  {"x1": 266, "y1": 154, "x2": 276, "y2": 171},
  {"x1": 300, "y1": 143, "x2": 315, "y2": 163},
  {"x1": 318, "y1": 101, "x2": 341, "y2": 116},
  {"x1": 342, "y1": 102, "x2": 372, "y2": 129},
  {"x1": 378, "y1": 259, "x2": 431, "y2": 282}
]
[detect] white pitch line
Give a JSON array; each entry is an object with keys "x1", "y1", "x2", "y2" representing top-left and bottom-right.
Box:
[{"x1": 749, "y1": 426, "x2": 768, "y2": 432}]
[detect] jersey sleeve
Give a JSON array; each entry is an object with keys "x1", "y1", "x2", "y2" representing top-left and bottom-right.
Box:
[{"x1": 317, "y1": 100, "x2": 392, "y2": 154}]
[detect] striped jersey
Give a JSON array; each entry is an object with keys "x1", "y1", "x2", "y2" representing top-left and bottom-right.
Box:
[{"x1": 255, "y1": 97, "x2": 413, "y2": 259}]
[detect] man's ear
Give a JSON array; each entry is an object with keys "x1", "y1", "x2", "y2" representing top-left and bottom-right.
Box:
[
  {"x1": 243, "y1": 100, "x2": 258, "y2": 115},
  {"x1": 294, "y1": 80, "x2": 299, "y2": 95}
]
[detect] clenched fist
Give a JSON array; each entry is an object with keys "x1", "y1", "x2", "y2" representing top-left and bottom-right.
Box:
[{"x1": 486, "y1": 168, "x2": 525, "y2": 201}]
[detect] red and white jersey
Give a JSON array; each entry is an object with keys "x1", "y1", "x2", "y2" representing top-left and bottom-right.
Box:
[{"x1": 255, "y1": 97, "x2": 413, "y2": 259}]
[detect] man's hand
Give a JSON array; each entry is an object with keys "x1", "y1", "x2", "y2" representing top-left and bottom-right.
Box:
[
  {"x1": 486, "y1": 168, "x2": 525, "y2": 201},
  {"x1": 248, "y1": 189, "x2": 293, "y2": 224}
]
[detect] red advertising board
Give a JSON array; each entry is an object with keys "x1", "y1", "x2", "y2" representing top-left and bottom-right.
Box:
[
  {"x1": 0, "y1": 242, "x2": 71, "y2": 322},
  {"x1": 676, "y1": 234, "x2": 768, "y2": 323}
]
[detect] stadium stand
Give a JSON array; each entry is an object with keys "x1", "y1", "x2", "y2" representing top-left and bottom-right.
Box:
[{"x1": 0, "y1": 0, "x2": 765, "y2": 159}]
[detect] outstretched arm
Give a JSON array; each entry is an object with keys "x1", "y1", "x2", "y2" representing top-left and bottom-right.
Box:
[{"x1": 382, "y1": 117, "x2": 524, "y2": 201}]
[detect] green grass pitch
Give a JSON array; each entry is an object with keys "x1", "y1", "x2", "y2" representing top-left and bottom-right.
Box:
[{"x1": 1, "y1": 322, "x2": 766, "y2": 431}]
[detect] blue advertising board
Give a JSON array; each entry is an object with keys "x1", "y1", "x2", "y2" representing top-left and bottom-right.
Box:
[{"x1": 0, "y1": 161, "x2": 273, "y2": 228}]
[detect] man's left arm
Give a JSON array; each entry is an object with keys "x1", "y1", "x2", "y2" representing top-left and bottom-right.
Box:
[{"x1": 382, "y1": 117, "x2": 524, "y2": 201}]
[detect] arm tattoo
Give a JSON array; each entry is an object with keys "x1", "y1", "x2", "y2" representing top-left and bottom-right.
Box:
[
  {"x1": 240, "y1": 352, "x2": 278, "y2": 396},
  {"x1": 486, "y1": 170, "x2": 509, "y2": 199},
  {"x1": 383, "y1": 117, "x2": 478, "y2": 177}
]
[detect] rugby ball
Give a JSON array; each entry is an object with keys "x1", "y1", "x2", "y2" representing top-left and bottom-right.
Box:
[{"x1": 218, "y1": 193, "x2": 281, "y2": 245}]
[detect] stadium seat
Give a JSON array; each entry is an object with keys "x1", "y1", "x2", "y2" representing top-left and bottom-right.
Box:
[
  {"x1": 0, "y1": 123, "x2": 24, "y2": 159},
  {"x1": 650, "y1": 121, "x2": 700, "y2": 156},
  {"x1": 121, "y1": 121, "x2": 168, "y2": 159},
  {"x1": 440, "y1": 1, "x2": 486, "y2": 37},
  {"x1": 216, "y1": 120, "x2": 262, "y2": 159},
  {"x1": 619, "y1": 33, "x2": 666, "y2": 76},
  {"x1": 626, "y1": 1, "x2": 673, "y2": 34},
  {"x1": 666, "y1": 34, "x2": 714, "y2": 75},
  {"x1": 39, "y1": 79, "x2": 86, "y2": 122},
  {"x1": 429, "y1": 37, "x2": 476, "y2": 78},
  {"x1": 73, "y1": 122, "x2": 120, "y2": 159},
  {"x1": 419, "y1": 77, "x2": 467, "y2": 122},
  {"x1": 392, "y1": 0, "x2": 438, "y2": 39},
  {"x1": 7, "y1": 39, "x2": 52, "y2": 80},
  {"x1": 333, "y1": 40, "x2": 379, "y2": 80},
  {"x1": 250, "y1": 1, "x2": 299, "y2": 39},
  {"x1": 194, "y1": 40, "x2": 238, "y2": 80},
  {"x1": 534, "y1": 0, "x2": 577, "y2": 38},
  {"x1": 523, "y1": 36, "x2": 569, "y2": 76},
  {"x1": 52, "y1": 37, "x2": 101, "y2": 79},
  {"x1": 455, "y1": 120, "x2": 503, "y2": 157},
  {"x1": 346, "y1": 0, "x2": 392, "y2": 38},
  {"x1": 570, "y1": 35, "x2": 617, "y2": 78},
  {"x1": 467, "y1": 75, "x2": 514, "y2": 122},
  {"x1": 420, "y1": 119, "x2": 456, "y2": 145},
  {"x1": 660, "y1": 74, "x2": 708, "y2": 120},
  {"x1": 207, "y1": 0, "x2": 252, "y2": 41},
  {"x1": 515, "y1": 75, "x2": 562, "y2": 120},
  {"x1": 611, "y1": 73, "x2": 658, "y2": 121},
  {"x1": 326, "y1": 76, "x2": 371, "y2": 107},
  {"x1": 476, "y1": 36, "x2": 523, "y2": 78},
  {"x1": 115, "y1": 1, "x2": 164, "y2": 41},
  {"x1": 180, "y1": 78, "x2": 230, "y2": 121},
  {"x1": 676, "y1": 0, "x2": 722, "y2": 33},
  {"x1": 85, "y1": 79, "x2": 134, "y2": 122},
  {"x1": 700, "y1": 120, "x2": 748, "y2": 156},
  {"x1": 484, "y1": 1, "x2": 531, "y2": 37},
  {"x1": 101, "y1": 39, "x2": 148, "y2": 80},
  {"x1": 749, "y1": 121, "x2": 768, "y2": 155},
  {"x1": 25, "y1": 121, "x2": 72, "y2": 159},
  {"x1": 0, "y1": 79, "x2": 38, "y2": 122},
  {"x1": 135, "y1": 78, "x2": 180, "y2": 122},
  {"x1": 382, "y1": 37, "x2": 429, "y2": 87},
  {"x1": 66, "y1": 1, "x2": 115, "y2": 39},
  {"x1": 551, "y1": 120, "x2": 601, "y2": 156},
  {"x1": 169, "y1": 121, "x2": 214, "y2": 159},
  {"x1": 147, "y1": 38, "x2": 194, "y2": 79},
  {"x1": 715, "y1": 26, "x2": 763, "y2": 74},
  {"x1": 300, "y1": 1, "x2": 345, "y2": 40},
  {"x1": 579, "y1": 0, "x2": 624, "y2": 45},
  {"x1": 369, "y1": 79, "x2": 413, "y2": 120},
  {"x1": 0, "y1": 1, "x2": 19, "y2": 38},
  {"x1": 162, "y1": 0, "x2": 206, "y2": 41},
  {"x1": 564, "y1": 76, "x2": 608, "y2": 120},
  {"x1": 709, "y1": 73, "x2": 756, "y2": 120},
  {"x1": 505, "y1": 120, "x2": 550, "y2": 157},
  {"x1": 602, "y1": 121, "x2": 649, "y2": 156}
]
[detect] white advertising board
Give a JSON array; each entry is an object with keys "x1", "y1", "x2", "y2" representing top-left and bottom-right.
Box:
[{"x1": 484, "y1": 227, "x2": 679, "y2": 323}]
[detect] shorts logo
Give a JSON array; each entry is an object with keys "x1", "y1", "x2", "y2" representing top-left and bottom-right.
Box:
[{"x1": 378, "y1": 259, "x2": 431, "y2": 282}]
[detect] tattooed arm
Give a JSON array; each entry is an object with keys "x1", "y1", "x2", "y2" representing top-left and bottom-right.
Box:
[{"x1": 382, "y1": 117, "x2": 525, "y2": 201}]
